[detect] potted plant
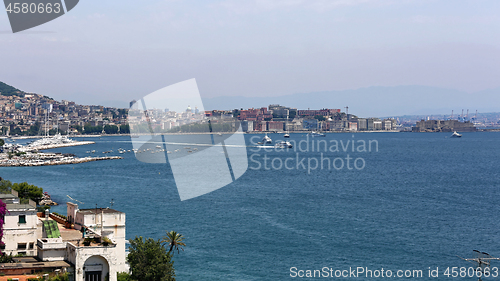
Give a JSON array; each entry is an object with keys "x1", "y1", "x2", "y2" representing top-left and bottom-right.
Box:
[
  {"x1": 102, "y1": 237, "x2": 112, "y2": 246},
  {"x1": 83, "y1": 238, "x2": 92, "y2": 246}
]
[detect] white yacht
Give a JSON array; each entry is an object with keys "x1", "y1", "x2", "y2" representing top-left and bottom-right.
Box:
[
  {"x1": 451, "y1": 131, "x2": 462, "y2": 138},
  {"x1": 28, "y1": 133, "x2": 75, "y2": 147},
  {"x1": 275, "y1": 141, "x2": 293, "y2": 148},
  {"x1": 309, "y1": 131, "x2": 326, "y2": 137},
  {"x1": 262, "y1": 134, "x2": 272, "y2": 144},
  {"x1": 284, "y1": 132, "x2": 290, "y2": 138}
]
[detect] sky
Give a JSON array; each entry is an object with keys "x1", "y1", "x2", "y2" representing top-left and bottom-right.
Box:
[{"x1": 0, "y1": 0, "x2": 500, "y2": 115}]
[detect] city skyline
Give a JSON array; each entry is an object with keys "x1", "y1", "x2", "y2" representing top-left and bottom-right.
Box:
[{"x1": 1, "y1": 0, "x2": 500, "y2": 117}]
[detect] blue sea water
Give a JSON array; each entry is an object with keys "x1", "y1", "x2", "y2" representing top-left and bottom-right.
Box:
[{"x1": 2, "y1": 132, "x2": 500, "y2": 280}]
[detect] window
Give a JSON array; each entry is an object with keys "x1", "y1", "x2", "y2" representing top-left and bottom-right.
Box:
[
  {"x1": 17, "y1": 243, "x2": 27, "y2": 250},
  {"x1": 18, "y1": 215, "x2": 26, "y2": 224},
  {"x1": 29, "y1": 242, "x2": 34, "y2": 249}
]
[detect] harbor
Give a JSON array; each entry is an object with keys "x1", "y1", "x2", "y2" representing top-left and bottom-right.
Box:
[
  {"x1": 18, "y1": 140, "x2": 96, "y2": 152},
  {"x1": 0, "y1": 134, "x2": 120, "y2": 167},
  {"x1": 2, "y1": 133, "x2": 499, "y2": 281}
]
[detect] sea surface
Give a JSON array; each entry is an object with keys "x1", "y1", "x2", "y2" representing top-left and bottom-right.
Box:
[{"x1": 2, "y1": 132, "x2": 500, "y2": 280}]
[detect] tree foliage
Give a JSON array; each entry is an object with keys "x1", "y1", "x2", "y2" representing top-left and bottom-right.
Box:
[
  {"x1": 84, "y1": 124, "x2": 103, "y2": 134},
  {"x1": 0, "y1": 179, "x2": 12, "y2": 194},
  {"x1": 127, "y1": 236, "x2": 175, "y2": 281},
  {"x1": 119, "y1": 124, "x2": 130, "y2": 134},
  {"x1": 161, "y1": 231, "x2": 186, "y2": 255},
  {"x1": 104, "y1": 125, "x2": 119, "y2": 134},
  {"x1": 0, "y1": 81, "x2": 24, "y2": 96},
  {"x1": 117, "y1": 272, "x2": 133, "y2": 281},
  {"x1": 72, "y1": 125, "x2": 83, "y2": 134},
  {"x1": 314, "y1": 115, "x2": 326, "y2": 121},
  {"x1": 12, "y1": 182, "x2": 43, "y2": 203}
]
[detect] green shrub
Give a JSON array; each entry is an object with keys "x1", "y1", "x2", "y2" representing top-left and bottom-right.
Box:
[
  {"x1": 117, "y1": 272, "x2": 133, "y2": 281},
  {"x1": 0, "y1": 252, "x2": 13, "y2": 263},
  {"x1": 102, "y1": 237, "x2": 112, "y2": 246},
  {"x1": 49, "y1": 273, "x2": 70, "y2": 281},
  {"x1": 52, "y1": 212, "x2": 67, "y2": 220}
]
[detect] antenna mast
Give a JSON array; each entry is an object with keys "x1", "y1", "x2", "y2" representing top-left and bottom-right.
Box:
[
  {"x1": 458, "y1": 250, "x2": 500, "y2": 281},
  {"x1": 345, "y1": 106, "x2": 349, "y2": 130}
]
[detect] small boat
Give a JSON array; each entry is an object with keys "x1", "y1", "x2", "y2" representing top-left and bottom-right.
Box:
[
  {"x1": 156, "y1": 145, "x2": 162, "y2": 148},
  {"x1": 284, "y1": 132, "x2": 290, "y2": 138},
  {"x1": 451, "y1": 131, "x2": 462, "y2": 138},
  {"x1": 309, "y1": 131, "x2": 326, "y2": 137},
  {"x1": 262, "y1": 134, "x2": 272, "y2": 144},
  {"x1": 275, "y1": 141, "x2": 293, "y2": 148}
]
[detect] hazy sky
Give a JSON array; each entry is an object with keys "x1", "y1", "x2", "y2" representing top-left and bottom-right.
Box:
[{"x1": 1, "y1": 0, "x2": 499, "y2": 111}]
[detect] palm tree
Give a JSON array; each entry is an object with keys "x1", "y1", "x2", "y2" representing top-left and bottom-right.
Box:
[{"x1": 161, "y1": 231, "x2": 186, "y2": 254}]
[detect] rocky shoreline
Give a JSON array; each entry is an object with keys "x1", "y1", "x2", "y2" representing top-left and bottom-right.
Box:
[{"x1": 0, "y1": 155, "x2": 122, "y2": 167}]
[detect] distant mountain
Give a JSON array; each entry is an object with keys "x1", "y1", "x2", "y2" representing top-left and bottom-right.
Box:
[
  {"x1": 0, "y1": 81, "x2": 24, "y2": 96},
  {"x1": 4, "y1": 79, "x2": 500, "y2": 117},
  {"x1": 202, "y1": 85, "x2": 500, "y2": 117}
]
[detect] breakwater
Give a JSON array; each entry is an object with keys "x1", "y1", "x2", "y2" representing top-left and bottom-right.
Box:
[{"x1": 0, "y1": 156, "x2": 122, "y2": 167}]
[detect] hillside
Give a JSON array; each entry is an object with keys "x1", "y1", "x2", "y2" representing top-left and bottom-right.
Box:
[{"x1": 0, "y1": 81, "x2": 24, "y2": 96}]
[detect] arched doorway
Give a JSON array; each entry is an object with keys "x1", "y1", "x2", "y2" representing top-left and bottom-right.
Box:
[{"x1": 83, "y1": 255, "x2": 109, "y2": 281}]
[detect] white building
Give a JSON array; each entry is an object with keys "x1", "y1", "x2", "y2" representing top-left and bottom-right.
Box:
[
  {"x1": 1, "y1": 192, "x2": 128, "y2": 281},
  {"x1": 2, "y1": 201, "x2": 42, "y2": 257},
  {"x1": 66, "y1": 202, "x2": 128, "y2": 281}
]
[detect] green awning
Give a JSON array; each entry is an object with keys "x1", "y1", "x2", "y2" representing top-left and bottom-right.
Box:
[{"x1": 43, "y1": 220, "x2": 61, "y2": 238}]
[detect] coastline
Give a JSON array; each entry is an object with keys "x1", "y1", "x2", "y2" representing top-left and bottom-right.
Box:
[{"x1": 6, "y1": 129, "x2": 498, "y2": 140}]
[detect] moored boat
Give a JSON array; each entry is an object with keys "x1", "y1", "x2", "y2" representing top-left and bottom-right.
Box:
[
  {"x1": 263, "y1": 134, "x2": 272, "y2": 144},
  {"x1": 275, "y1": 141, "x2": 293, "y2": 148},
  {"x1": 309, "y1": 131, "x2": 326, "y2": 137}
]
